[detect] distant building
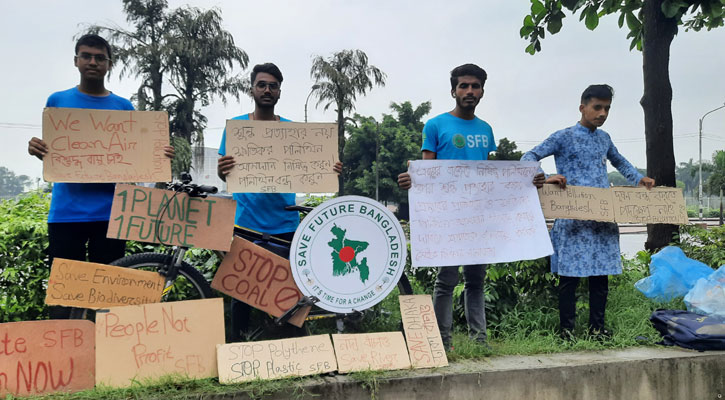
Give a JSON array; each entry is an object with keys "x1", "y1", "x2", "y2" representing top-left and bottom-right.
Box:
[{"x1": 190, "y1": 147, "x2": 227, "y2": 193}]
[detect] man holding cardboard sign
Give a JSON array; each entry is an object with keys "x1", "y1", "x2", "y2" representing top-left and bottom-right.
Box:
[
  {"x1": 522, "y1": 84, "x2": 655, "y2": 340},
  {"x1": 216, "y1": 63, "x2": 341, "y2": 340},
  {"x1": 26, "y1": 34, "x2": 174, "y2": 318},
  {"x1": 398, "y1": 64, "x2": 545, "y2": 350}
]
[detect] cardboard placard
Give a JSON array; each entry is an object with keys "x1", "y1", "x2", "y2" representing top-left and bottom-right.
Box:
[
  {"x1": 211, "y1": 237, "x2": 310, "y2": 327},
  {"x1": 537, "y1": 184, "x2": 614, "y2": 222},
  {"x1": 42, "y1": 108, "x2": 171, "y2": 182},
  {"x1": 225, "y1": 120, "x2": 339, "y2": 193},
  {"x1": 538, "y1": 185, "x2": 688, "y2": 224},
  {"x1": 216, "y1": 335, "x2": 337, "y2": 383},
  {"x1": 94, "y1": 298, "x2": 224, "y2": 387},
  {"x1": 107, "y1": 184, "x2": 236, "y2": 251},
  {"x1": 45, "y1": 258, "x2": 164, "y2": 309},
  {"x1": 0, "y1": 320, "x2": 95, "y2": 397},
  {"x1": 399, "y1": 295, "x2": 448, "y2": 368},
  {"x1": 331, "y1": 332, "x2": 411, "y2": 373},
  {"x1": 611, "y1": 187, "x2": 689, "y2": 224}
]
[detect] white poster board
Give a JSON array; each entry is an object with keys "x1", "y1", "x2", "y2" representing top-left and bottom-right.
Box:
[{"x1": 408, "y1": 160, "x2": 553, "y2": 267}]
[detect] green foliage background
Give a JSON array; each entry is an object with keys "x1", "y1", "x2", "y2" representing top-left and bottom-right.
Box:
[
  {"x1": 0, "y1": 191, "x2": 51, "y2": 322},
  {"x1": 3, "y1": 190, "x2": 724, "y2": 340}
]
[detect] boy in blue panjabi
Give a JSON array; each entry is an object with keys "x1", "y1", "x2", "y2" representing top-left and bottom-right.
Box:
[
  {"x1": 522, "y1": 84, "x2": 655, "y2": 340},
  {"x1": 28, "y1": 34, "x2": 174, "y2": 318}
]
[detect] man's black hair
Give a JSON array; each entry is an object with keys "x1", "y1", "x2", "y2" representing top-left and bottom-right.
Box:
[
  {"x1": 251, "y1": 63, "x2": 283, "y2": 84},
  {"x1": 450, "y1": 64, "x2": 487, "y2": 90},
  {"x1": 581, "y1": 84, "x2": 614, "y2": 104},
  {"x1": 75, "y1": 34, "x2": 113, "y2": 61}
]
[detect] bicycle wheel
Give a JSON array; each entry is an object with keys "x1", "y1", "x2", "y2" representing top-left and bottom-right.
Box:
[{"x1": 110, "y1": 252, "x2": 214, "y2": 301}]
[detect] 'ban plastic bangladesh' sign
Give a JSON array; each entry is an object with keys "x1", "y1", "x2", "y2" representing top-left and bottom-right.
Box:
[{"x1": 289, "y1": 196, "x2": 407, "y2": 313}]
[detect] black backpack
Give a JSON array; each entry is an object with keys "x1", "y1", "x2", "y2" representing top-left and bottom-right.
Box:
[{"x1": 650, "y1": 309, "x2": 725, "y2": 351}]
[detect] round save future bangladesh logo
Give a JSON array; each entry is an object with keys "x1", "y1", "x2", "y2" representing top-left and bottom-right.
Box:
[
  {"x1": 452, "y1": 133, "x2": 466, "y2": 148},
  {"x1": 290, "y1": 196, "x2": 407, "y2": 313}
]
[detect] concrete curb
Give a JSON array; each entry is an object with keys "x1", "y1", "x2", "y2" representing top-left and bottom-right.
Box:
[{"x1": 202, "y1": 347, "x2": 725, "y2": 400}]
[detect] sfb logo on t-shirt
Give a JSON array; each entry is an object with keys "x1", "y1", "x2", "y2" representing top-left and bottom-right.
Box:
[{"x1": 452, "y1": 133, "x2": 489, "y2": 149}]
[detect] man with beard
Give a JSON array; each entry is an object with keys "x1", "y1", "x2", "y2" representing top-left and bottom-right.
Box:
[
  {"x1": 217, "y1": 63, "x2": 340, "y2": 341},
  {"x1": 398, "y1": 64, "x2": 539, "y2": 350}
]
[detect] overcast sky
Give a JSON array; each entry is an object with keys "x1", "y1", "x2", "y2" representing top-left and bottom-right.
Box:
[{"x1": 2, "y1": 0, "x2": 725, "y2": 184}]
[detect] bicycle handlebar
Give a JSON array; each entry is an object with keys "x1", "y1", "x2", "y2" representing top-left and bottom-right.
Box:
[
  {"x1": 166, "y1": 172, "x2": 218, "y2": 198},
  {"x1": 284, "y1": 205, "x2": 313, "y2": 213}
]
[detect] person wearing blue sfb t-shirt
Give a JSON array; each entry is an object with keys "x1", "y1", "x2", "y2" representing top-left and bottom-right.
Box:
[
  {"x1": 217, "y1": 63, "x2": 342, "y2": 341},
  {"x1": 28, "y1": 34, "x2": 175, "y2": 318},
  {"x1": 398, "y1": 64, "x2": 545, "y2": 350}
]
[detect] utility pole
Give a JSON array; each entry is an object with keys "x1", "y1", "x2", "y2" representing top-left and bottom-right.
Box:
[
  {"x1": 375, "y1": 122, "x2": 380, "y2": 201},
  {"x1": 698, "y1": 103, "x2": 725, "y2": 221},
  {"x1": 304, "y1": 84, "x2": 320, "y2": 123}
]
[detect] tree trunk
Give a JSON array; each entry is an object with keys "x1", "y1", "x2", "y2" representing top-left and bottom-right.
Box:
[
  {"x1": 338, "y1": 108, "x2": 345, "y2": 196},
  {"x1": 151, "y1": 65, "x2": 163, "y2": 111},
  {"x1": 640, "y1": 0, "x2": 679, "y2": 251}
]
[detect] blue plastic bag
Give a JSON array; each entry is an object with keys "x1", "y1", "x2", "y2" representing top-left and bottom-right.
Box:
[
  {"x1": 634, "y1": 246, "x2": 714, "y2": 302},
  {"x1": 684, "y1": 265, "x2": 725, "y2": 317}
]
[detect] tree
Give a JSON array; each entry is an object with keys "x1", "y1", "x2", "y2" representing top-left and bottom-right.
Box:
[
  {"x1": 676, "y1": 158, "x2": 712, "y2": 195},
  {"x1": 85, "y1": 1, "x2": 249, "y2": 176},
  {"x1": 343, "y1": 101, "x2": 430, "y2": 219},
  {"x1": 608, "y1": 168, "x2": 647, "y2": 186},
  {"x1": 706, "y1": 150, "x2": 725, "y2": 195},
  {"x1": 85, "y1": 0, "x2": 169, "y2": 112},
  {"x1": 489, "y1": 138, "x2": 524, "y2": 161},
  {"x1": 310, "y1": 50, "x2": 386, "y2": 195},
  {"x1": 164, "y1": 6, "x2": 249, "y2": 149},
  {"x1": 0, "y1": 167, "x2": 31, "y2": 198},
  {"x1": 520, "y1": 0, "x2": 724, "y2": 250}
]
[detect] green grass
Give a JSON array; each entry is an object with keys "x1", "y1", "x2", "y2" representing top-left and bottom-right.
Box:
[
  {"x1": 9, "y1": 254, "x2": 684, "y2": 399},
  {"x1": 9, "y1": 375, "x2": 318, "y2": 400}
]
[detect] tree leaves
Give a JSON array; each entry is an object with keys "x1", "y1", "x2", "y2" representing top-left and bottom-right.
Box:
[
  {"x1": 547, "y1": 10, "x2": 565, "y2": 34},
  {"x1": 625, "y1": 11, "x2": 642, "y2": 30},
  {"x1": 531, "y1": 0, "x2": 546, "y2": 15},
  {"x1": 83, "y1": 1, "x2": 248, "y2": 178},
  {"x1": 342, "y1": 101, "x2": 427, "y2": 216},
  {"x1": 0, "y1": 192, "x2": 51, "y2": 322},
  {"x1": 521, "y1": 0, "x2": 725, "y2": 54},
  {"x1": 0, "y1": 166, "x2": 32, "y2": 198},
  {"x1": 310, "y1": 50, "x2": 386, "y2": 193},
  {"x1": 661, "y1": 0, "x2": 689, "y2": 18},
  {"x1": 584, "y1": 6, "x2": 600, "y2": 30}
]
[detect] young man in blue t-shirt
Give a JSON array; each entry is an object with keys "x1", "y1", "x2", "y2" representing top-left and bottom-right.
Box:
[
  {"x1": 217, "y1": 63, "x2": 341, "y2": 340},
  {"x1": 28, "y1": 34, "x2": 174, "y2": 317},
  {"x1": 399, "y1": 64, "x2": 545, "y2": 349}
]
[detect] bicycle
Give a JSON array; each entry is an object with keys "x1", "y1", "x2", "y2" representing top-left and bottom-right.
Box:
[{"x1": 74, "y1": 173, "x2": 414, "y2": 339}]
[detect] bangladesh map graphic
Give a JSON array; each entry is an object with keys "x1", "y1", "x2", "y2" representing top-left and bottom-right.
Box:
[{"x1": 328, "y1": 224, "x2": 370, "y2": 283}]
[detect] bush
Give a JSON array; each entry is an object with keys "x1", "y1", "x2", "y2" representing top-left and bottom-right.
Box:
[
  {"x1": 686, "y1": 206, "x2": 722, "y2": 218},
  {"x1": 676, "y1": 224, "x2": 725, "y2": 268},
  {"x1": 0, "y1": 191, "x2": 51, "y2": 322},
  {"x1": 404, "y1": 249, "x2": 558, "y2": 328}
]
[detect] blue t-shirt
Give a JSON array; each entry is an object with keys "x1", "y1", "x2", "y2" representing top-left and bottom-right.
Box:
[
  {"x1": 46, "y1": 87, "x2": 134, "y2": 223},
  {"x1": 219, "y1": 114, "x2": 299, "y2": 234},
  {"x1": 421, "y1": 112, "x2": 496, "y2": 160}
]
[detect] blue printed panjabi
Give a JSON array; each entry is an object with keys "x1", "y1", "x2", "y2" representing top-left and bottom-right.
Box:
[{"x1": 522, "y1": 122, "x2": 644, "y2": 277}]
